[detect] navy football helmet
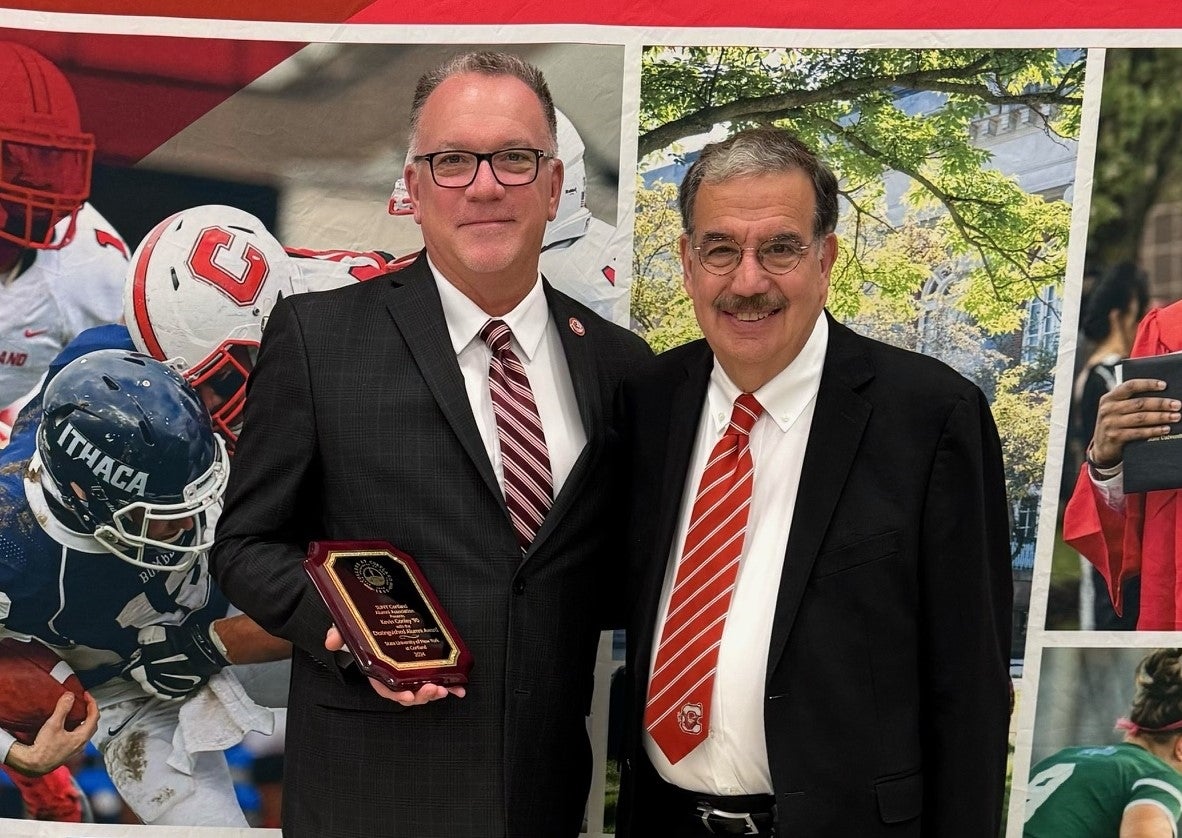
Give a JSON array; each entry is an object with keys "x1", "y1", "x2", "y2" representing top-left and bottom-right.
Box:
[{"x1": 34, "y1": 349, "x2": 229, "y2": 571}]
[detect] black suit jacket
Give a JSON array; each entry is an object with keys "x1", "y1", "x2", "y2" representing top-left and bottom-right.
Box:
[
  {"x1": 616, "y1": 315, "x2": 1012, "y2": 837},
  {"x1": 211, "y1": 253, "x2": 652, "y2": 838}
]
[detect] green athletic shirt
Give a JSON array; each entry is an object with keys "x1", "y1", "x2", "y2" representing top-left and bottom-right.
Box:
[{"x1": 1025, "y1": 742, "x2": 1182, "y2": 837}]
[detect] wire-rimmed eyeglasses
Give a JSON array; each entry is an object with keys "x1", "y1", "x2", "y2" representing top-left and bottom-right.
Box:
[
  {"x1": 412, "y1": 148, "x2": 554, "y2": 188},
  {"x1": 692, "y1": 236, "x2": 817, "y2": 276}
]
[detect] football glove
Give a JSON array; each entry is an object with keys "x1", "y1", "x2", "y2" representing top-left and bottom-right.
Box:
[{"x1": 125, "y1": 623, "x2": 230, "y2": 701}]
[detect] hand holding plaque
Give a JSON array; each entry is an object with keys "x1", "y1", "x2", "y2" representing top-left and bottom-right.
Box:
[{"x1": 304, "y1": 541, "x2": 473, "y2": 691}]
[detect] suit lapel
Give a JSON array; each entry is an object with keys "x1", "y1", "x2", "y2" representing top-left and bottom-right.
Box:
[
  {"x1": 765, "y1": 317, "x2": 874, "y2": 680},
  {"x1": 383, "y1": 254, "x2": 503, "y2": 505},
  {"x1": 547, "y1": 284, "x2": 600, "y2": 432}
]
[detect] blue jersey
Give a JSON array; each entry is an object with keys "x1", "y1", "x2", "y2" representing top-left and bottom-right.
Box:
[{"x1": 0, "y1": 324, "x2": 226, "y2": 689}]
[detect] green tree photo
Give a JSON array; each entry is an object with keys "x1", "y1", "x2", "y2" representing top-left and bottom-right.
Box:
[
  {"x1": 633, "y1": 46, "x2": 1082, "y2": 341},
  {"x1": 633, "y1": 48, "x2": 1083, "y2": 651},
  {"x1": 1086, "y1": 48, "x2": 1182, "y2": 268}
]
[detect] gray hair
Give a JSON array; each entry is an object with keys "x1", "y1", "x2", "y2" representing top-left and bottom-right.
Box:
[
  {"x1": 678, "y1": 127, "x2": 839, "y2": 239},
  {"x1": 408, "y1": 51, "x2": 558, "y2": 156}
]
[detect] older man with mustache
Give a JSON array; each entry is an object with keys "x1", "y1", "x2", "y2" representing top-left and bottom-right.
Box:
[{"x1": 615, "y1": 127, "x2": 1013, "y2": 837}]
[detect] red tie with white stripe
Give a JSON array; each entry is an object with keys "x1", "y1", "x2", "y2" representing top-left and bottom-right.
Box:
[
  {"x1": 645, "y1": 392, "x2": 763, "y2": 764},
  {"x1": 481, "y1": 319, "x2": 553, "y2": 551}
]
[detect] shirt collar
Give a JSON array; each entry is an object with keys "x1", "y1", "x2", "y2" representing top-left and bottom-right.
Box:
[
  {"x1": 428, "y1": 254, "x2": 549, "y2": 361},
  {"x1": 706, "y1": 312, "x2": 829, "y2": 434}
]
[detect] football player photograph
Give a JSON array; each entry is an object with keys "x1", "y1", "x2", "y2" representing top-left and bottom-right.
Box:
[
  {"x1": 0, "y1": 41, "x2": 128, "y2": 443},
  {"x1": 614, "y1": 127, "x2": 1013, "y2": 837},
  {"x1": 0, "y1": 349, "x2": 289, "y2": 826},
  {"x1": 211, "y1": 50, "x2": 652, "y2": 838},
  {"x1": 0, "y1": 204, "x2": 383, "y2": 825}
]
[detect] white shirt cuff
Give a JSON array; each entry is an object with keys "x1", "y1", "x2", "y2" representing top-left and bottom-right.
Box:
[
  {"x1": 1089, "y1": 463, "x2": 1126, "y2": 513},
  {"x1": 0, "y1": 728, "x2": 17, "y2": 766}
]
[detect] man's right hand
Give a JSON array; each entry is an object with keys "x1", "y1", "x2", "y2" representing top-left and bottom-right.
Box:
[
  {"x1": 323, "y1": 626, "x2": 465, "y2": 706},
  {"x1": 1089, "y1": 378, "x2": 1182, "y2": 469},
  {"x1": 4, "y1": 692, "x2": 98, "y2": 777}
]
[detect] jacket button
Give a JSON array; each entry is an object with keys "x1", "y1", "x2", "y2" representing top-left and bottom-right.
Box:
[{"x1": 513, "y1": 579, "x2": 526, "y2": 595}]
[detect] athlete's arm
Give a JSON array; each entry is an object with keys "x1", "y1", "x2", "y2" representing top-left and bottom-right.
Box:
[
  {"x1": 212, "y1": 612, "x2": 292, "y2": 664},
  {"x1": 1121, "y1": 801, "x2": 1178, "y2": 838}
]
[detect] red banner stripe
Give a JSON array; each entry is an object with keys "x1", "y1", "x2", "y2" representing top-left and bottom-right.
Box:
[
  {"x1": 3, "y1": 0, "x2": 1182, "y2": 28},
  {"x1": 1, "y1": 0, "x2": 372, "y2": 22}
]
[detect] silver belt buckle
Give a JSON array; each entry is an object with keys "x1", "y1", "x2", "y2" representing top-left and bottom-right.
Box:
[{"x1": 697, "y1": 803, "x2": 760, "y2": 835}]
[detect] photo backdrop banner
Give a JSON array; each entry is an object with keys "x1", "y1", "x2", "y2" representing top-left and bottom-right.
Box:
[{"x1": 0, "y1": 3, "x2": 1177, "y2": 837}]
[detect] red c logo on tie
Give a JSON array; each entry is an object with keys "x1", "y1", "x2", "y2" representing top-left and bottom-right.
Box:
[{"x1": 677, "y1": 703, "x2": 704, "y2": 736}]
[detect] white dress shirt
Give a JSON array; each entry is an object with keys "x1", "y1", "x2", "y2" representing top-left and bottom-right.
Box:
[
  {"x1": 429, "y1": 256, "x2": 586, "y2": 499},
  {"x1": 646, "y1": 313, "x2": 829, "y2": 795}
]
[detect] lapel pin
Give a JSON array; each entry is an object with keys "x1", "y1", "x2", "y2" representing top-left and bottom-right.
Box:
[{"x1": 568, "y1": 317, "x2": 585, "y2": 336}]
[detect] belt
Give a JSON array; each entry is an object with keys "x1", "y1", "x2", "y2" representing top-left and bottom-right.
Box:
[{"x1": 673, "y1": 788, "x2": 777, "y2": 836}]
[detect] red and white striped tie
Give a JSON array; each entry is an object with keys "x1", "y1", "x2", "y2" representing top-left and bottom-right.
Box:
[
  {"x1": 481, "y1": 319, "x2": 553, "y2": 551},
  {"x1": 645, "y1": 392, "x2": 763, "y2": 764}
]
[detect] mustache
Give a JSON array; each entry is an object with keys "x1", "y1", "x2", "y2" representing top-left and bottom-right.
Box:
[{"x1": 713, "y1": 292, "x2": 787, "y2": 314}]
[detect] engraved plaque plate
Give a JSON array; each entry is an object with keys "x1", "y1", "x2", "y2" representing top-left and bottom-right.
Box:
[{"x1": 304, "y1": 541, "x2": 472, "y2": 691}]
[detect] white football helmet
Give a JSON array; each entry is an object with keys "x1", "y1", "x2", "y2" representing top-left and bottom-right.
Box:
[
  {"x1": 387, "y1": 175, "x2": 414, "y2": 216},
  {"x1": 387, "y1": 148, "x2": 415, "y2": 216},
  {"x1": 543, "y1": 109, "x2": 592, "y2": 250},
  {"x1": 124, "y1": 205, "x2": 297, "y2": 453}
]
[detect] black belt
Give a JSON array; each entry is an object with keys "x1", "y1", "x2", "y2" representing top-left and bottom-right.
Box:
[{"x1": 672, "y1": 788, "x2": 777, "y2": 836}]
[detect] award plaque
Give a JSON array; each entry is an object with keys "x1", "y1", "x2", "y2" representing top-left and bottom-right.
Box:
[{"x1": 304, "y1": 541, "x2": 472, "y2": 691}]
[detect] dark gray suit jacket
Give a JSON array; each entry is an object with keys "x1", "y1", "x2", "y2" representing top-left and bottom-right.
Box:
[
  {"x1": 616, "y1": 316, "x2": 1012, "y2": 837},
  {"x1": 211, "y1": 253, "x2": 652, "y2": 838}
]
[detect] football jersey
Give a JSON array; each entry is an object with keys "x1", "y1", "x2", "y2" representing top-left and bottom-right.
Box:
[
  {"x1": 540, "y1": 217, "x2": 632, "y2": 327},
  {"x1": 1025, "y1": 742, "x2": 1182, "y2": 837},
  {"x1": 285, "y1": 246, "x2": 407, "y2": 291},
  {"x1": 0, "y1": 204, "x2": 127, "y2": 407},
  {"x1": 6, "y1": 324, "x2": 134, "y2": 444}
]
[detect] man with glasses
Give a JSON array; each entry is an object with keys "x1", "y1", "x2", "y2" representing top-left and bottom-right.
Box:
[
  {"x1": 614, "y1": 127, "x2": 1012, "y2": 837},
  {"x1": 211, "y1": 51, "x2": 651, "y2": 838}
]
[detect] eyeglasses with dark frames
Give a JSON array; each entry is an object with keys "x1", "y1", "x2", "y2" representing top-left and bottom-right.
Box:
[
  {"x1": 692, "y1": 236, "x2": 817, "y2": 276},
  {"x1": 412, "y1": 148, "x2": 555, "y2": 188}
]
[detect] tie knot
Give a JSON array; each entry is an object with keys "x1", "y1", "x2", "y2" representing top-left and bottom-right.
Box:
[
  {"x1": 480, "y1": 319, "x2": 512, "y2": 354},
  {"x1": 728, "y1": 393, "x2": 763, "y2": 436}
]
